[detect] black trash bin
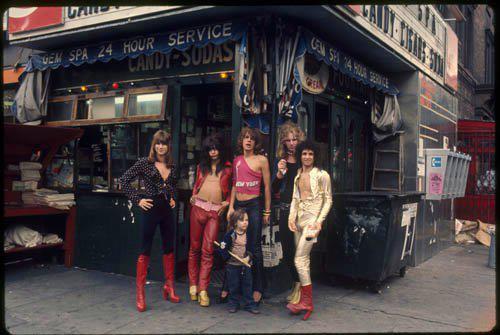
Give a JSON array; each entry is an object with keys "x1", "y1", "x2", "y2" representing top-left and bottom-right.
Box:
[{"x1": 325, "y1": 192, "x2": 423, "y2": 292}]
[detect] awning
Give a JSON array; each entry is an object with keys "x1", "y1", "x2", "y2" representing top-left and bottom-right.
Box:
[
  {"x1": 296, "y1": 28, "x2": 399, "y2": 95},
  {"x1": 25, "y1": 20, "x2": 247, "y2": 72}
]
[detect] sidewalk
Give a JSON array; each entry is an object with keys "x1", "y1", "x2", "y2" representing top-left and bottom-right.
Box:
[{"x1": 4, "y1": 244, "x2": 496, "y2": 333}]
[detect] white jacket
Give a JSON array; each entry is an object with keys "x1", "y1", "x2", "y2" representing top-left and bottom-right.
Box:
[{"x1": 288, "y1": 167, "x2": 333, "y2": 227}]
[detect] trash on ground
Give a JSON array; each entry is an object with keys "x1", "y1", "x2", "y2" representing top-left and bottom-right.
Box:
[{"x1": 454, "y1": 219, "x2": 496, "y2": 246}]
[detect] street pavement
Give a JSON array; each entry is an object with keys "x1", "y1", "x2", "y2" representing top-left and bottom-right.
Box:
[{"x1": 3, "y1": 244, "x2": 496, "y2": 333}]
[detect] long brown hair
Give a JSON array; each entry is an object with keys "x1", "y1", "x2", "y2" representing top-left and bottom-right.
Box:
[
  {"x1": 236, "y1": 127, "x2": 262, "y2": 155},
  {"x1": 148, "y1": 130, "x2": 174, "y2": 167},
  {"x1": 276, "y1": 121, "x2": 305, "y2": 159},
  {"x1": 229, "y1": 208, "x2": 247, "y2": 230}
]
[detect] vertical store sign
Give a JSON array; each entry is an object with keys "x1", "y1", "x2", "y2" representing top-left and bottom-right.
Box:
[
  {"x1": 444, "y1": 27, "x2": 458, "y2": 91},
  {"x1": 341, "y1": 5, "x2": 449, "y2": 88},
  {"x1": 8, "y1": 7, "x2": 63, "y2": 33}
]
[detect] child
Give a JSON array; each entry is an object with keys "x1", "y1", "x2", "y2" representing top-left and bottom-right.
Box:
[{"x1": 218, "y1": 208, "x2": 260, "y2": 314}]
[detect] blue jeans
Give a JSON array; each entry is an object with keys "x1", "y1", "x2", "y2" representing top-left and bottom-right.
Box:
[
  {"x1": 226, "y1": 264, "x2": 256, "y2": 310},
  {"x1": 234, "y1": 198, "x2": 263, "y2": 294}
]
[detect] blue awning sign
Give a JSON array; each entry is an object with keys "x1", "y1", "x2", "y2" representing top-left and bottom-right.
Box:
[
  {"x1": 296, "y1": 29, "x2": 398, "y2": 95},
  {"x1": 26, "y1": 21, "x2": 247, "y2": 72}
]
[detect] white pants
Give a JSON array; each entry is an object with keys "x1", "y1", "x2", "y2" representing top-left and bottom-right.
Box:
[{"x1": 293, "y1": 203, "x2": 318, "y2": 286}]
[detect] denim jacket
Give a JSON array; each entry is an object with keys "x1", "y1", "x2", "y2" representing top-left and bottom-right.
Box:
[{"x1": 288, "y1": 167, "x2": 333, "y2": 227}]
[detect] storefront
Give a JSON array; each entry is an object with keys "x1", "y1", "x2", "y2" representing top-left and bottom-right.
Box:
[{"x1": 7, "y1": 6, "x2": 459, "y2": 287}]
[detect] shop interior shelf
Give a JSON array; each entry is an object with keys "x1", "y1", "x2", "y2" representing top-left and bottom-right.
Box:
[
  {"x1": 5, "y1": 242, "x2": 64, "y2": 254},
  {"x1": 4, "y1": 205, "x2": 68, "y2": 218}
]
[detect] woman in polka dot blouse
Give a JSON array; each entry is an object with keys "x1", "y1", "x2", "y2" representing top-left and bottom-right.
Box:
[{"x1": 119, "y1": 130, "x2": 180, "y2": 312}]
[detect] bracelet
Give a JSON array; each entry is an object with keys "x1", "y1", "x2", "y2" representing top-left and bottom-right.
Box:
[
  {"x1": 262, "y1": 209, "x2": 271, "y2": 214},
  {"x1": 263, "y1": 213, "x2": 271, "y2": 216}
]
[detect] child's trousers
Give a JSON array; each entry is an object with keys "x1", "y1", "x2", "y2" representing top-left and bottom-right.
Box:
[{"x1": 226, "y1": 264, "x2": 256, "y2": 310}]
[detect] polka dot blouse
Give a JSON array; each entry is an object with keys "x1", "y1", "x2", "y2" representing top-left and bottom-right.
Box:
[{"x1": 119, "y1": 157, "x2": 178, "y2": 205}]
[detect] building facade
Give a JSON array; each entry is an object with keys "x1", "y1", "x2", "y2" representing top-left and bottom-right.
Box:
[
  {"x1": 5, "y1": 6, "x2": 465, "y2": 288},
  {"x1": 437, "y1": 4, "x2": 495, "y2": 120}
]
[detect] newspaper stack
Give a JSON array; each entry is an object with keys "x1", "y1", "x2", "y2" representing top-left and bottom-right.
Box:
[
  {"x1": 20, "y1": 161, "x2": 42, "y2": 182},
  {"x1": 15, "y1": 161, "x2": 42, "y2": 195},
  {"x1": 34, "y1": 189, "x2": 75, "y2": 210}
]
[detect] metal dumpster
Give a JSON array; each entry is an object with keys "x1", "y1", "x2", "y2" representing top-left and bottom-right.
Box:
[{"x1": 326, "y1": 192, "x2": 423, "y2": 292}]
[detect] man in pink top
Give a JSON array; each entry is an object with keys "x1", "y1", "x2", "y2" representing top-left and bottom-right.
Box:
[{"x1": 225, "y1": 127, "x2": 271, "y2": 304}]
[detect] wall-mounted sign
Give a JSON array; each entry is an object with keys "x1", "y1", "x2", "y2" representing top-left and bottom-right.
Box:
[
  {"x1": 296, "y1": 54, "x2": 329, "y2": 94},
  {"x1": 25, "y1": 21, "x2": 246, "y2": 72},
  {"x1": 296, "y1": 28, "x2": 398, "y2": 95},
  {"x1": 8, "y1": 7, "x2": 64, "y2": 33},
  {"x1": 128, "y1": 42, "x2": 234, "y2": 73},
  {"x1": 8, "y1": 7, "x2": 182, "y2": 41},
  {"x1": 340, "y1": 5, "x2": 453, "y2": 89}
]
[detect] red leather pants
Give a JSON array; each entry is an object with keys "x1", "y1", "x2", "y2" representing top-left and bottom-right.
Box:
[{"x1": 188, "y1": 205, "x2": 220, "y2": 291}]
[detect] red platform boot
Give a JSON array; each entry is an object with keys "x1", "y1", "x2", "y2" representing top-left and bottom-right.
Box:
[
  {"x1": 162, "y1": 253, "x2": 180, "y2": 303},
  {"x1": 286, "y1": 284, "x2": 314, "y2": 320},
  {"x1": 136, "y1": 255, "x2": 150, "y2": 312}
]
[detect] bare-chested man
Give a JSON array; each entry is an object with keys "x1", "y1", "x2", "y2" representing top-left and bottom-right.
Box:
[
  {"x1": 189, "y1": 134, "x2": 232, "y2": 307},
  {"x1": 286, "y1": 140, "x2": 332, "y2": 320}
]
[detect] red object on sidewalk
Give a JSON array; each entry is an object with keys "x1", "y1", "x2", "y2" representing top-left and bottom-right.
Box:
[{"x1": 455, "y1": 120, "x2": 496, "y2": 224}]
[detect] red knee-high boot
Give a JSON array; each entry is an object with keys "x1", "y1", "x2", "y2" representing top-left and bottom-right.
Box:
[
  {"x1": 136, "y1": 255, "x2": 150, "y2": 312},
  {"x1": 286, "y1": 284, "x2": 313, "y2": 320},
  {"x1": 162, "y1": 253, "x2": 180, "y2": 303}
]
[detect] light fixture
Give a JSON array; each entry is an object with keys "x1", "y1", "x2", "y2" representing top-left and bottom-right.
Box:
[
  {"x1": 112, "y1": 82, "x2": 120, "y2": 89},
  {"x1": 364, "y1": 100, "x2": 368, "y2": 104},
  {"x1": 346, "y1": 95, "x2": 351, "y2": 100},
  {"x1": 81, "y1": 85, "x2": 88, "y2": 92},
  {"x1": 219, "y1": 72, "x2": 228, "y2": 79},
  {"x1": 68, "y1": 89, "x2": 72, "y2": 93},
  {"x1": 130, "y1": 82, "x2": 135, "y2": 86}
]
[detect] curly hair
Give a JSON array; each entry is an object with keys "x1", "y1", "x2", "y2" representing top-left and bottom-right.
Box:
[
  {"x1": 236, "y1": 127, "x2": 262, "y2": 155},
  {"x1": 276, "y1": 121, "x2": 305, "y2": 159},
  {"x1": 148, "y1": 130, "x2": 174, "y2": 167},
  {"x1": 295, "y1": 139, "x2": 321, "y2": 169},
  {"x1": 199, "y1": 133, "x2": 228, "y2": 176}
]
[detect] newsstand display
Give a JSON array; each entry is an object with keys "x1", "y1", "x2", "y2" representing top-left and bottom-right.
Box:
[{"x1": 326, "y1": 192, "x2": 423, "y2": 293}]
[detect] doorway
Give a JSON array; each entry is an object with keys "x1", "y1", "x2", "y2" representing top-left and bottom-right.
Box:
[{"x1": 302, "y1": 94, "x2": 372, "y2": 193}]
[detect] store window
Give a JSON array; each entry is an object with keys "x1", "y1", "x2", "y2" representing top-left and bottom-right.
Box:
[
  {"x1": 457, "y1": 5, "x2": 473, "y2": 68},
  {"x1": 47, "y1": 99, "x2": 74, "y2": 122},
  {"x1": 46, "y1": 86, "x2": 167, "y2": 126},
  {"x1": 76, "y1": 95, "x2": 125, "y2": 120},
  {"x1": 128, "y1": 92, "x2": 163, "y2": 116},
  {"x1": 73, "y1": 121, "x2": 172, "y2": 193}
]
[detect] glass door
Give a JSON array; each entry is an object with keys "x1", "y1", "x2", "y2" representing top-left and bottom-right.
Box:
[
  {"x1": 330, "y1": 101, "x2": 346, "y2": 193},
  {"x1": 344, "y1": 106, "x2": 371, "y2": 192}
]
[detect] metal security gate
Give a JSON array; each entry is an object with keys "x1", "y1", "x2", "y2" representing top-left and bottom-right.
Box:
[{"x1": 455, "y1": 120, "x2": 496, "y2": 224}]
